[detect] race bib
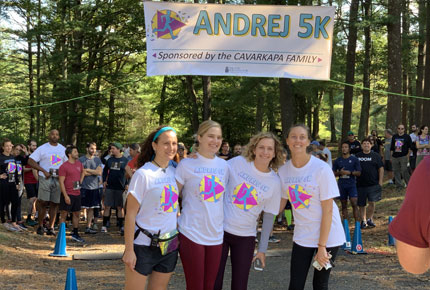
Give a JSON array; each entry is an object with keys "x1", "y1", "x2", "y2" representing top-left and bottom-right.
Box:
[
  {"x1": 110, "y1": 162, "x2": 120, "y2": 170},
  {"x1": 8, "y1": 173, "x2": 15, "y2": 183},
  {"x1": 49, "y1": 168, "x2": 59, "y2": 177},
  {"x1": 73, "y1": 181, "x2": 81, "y2": 190}
]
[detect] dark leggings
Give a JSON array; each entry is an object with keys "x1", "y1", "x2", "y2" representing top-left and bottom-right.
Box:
[
  {"x1": 214, "y1": 231, "x2": 255, "y2": 290},
  {"x1": 289, "y1": 242, "x2": 339, "y2": 290},
  {"x1": 179, "y1": 233, "x2": 223, "y2": 290},
  {"x1": 0, "y1": 182, "x2": 19, "y2": 223}
]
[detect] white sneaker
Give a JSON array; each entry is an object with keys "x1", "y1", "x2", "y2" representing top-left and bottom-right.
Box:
[{"x1": 101, "y1": 226, "x2": 107, "y2": 233}]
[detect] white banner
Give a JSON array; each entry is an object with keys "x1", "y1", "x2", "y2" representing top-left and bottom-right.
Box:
[{"x1": 144, "y1": 2, "x2": 334, "y2": 80}]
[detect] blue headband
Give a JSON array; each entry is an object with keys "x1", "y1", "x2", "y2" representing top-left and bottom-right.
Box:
[{"x1": 153, "y1": 127, "x2": 176, "y2": 142}]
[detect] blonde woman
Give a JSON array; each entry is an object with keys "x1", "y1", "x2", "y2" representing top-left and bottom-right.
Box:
[
  {"x1": 214, "y1": 132, "x2": 284, "y2": 290},
  {"x1": 175, "y1": 120, "x2": 229, "y2": 290}
]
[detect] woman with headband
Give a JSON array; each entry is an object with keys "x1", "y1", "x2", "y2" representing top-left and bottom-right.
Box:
[
  {"x1": 175, "y1": 120, "x2": 229, "y2": 290},
  {"x1": 123, "y1": 126, "x2": 180, "y2": 290},
  {"x1": 214, "y1": 132, "x2": 284, "y2": 290}
]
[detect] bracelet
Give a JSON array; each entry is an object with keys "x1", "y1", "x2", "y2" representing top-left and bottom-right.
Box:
[{"x1": 317, "y1": 243, "x2": 326, "y2": 248}]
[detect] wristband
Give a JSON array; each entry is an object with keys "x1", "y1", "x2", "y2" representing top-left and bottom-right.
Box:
[{"x1": 317, "y1": 243, "x2": 326, "y2": 248}]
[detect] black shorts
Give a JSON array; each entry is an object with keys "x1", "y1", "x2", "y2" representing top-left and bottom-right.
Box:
[
  {"x1": 59, "y1": 194, "x2": 82, "y2": 212},
  {"x1": 81, "y1": 188, "x2": 101, "y2": 208},
  {"x1": 133, "y1": 244, "x2": 178, "y2": 276},
  {"x1": 384, "y1": 160, "x2": 393, "y2": 172},
  {"x1": 357, "y1": 185, "x2": 382, "y2": 207},
  {"x1": 25, "y1": 183, "x2": 38, "y2": 199}
]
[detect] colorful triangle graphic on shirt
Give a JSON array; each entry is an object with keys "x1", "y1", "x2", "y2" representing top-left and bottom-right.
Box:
[
  {"x1": 233, "y1": 182, "x2": 258, "y2": 211},
  {"x1": 288, "y1": 184, "x2": 312, "y2": 210}
]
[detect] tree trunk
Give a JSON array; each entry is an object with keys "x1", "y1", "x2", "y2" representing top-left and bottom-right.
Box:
[
  {"x1": 401, "y1": 0, "x2": 411, "y2": 127},
  {"x1": 341, "y1": 0, "x2": 359, "y2": 144},
  {"x1": 312, "y1": 91, "x2": 323, "y2": 139},
  {"x1": 386, "y1": 0, "x2": 403, "y2": 130},
  {"x1": 415, "y1": 0, "x2": 425, "y2": 126},
  {"x1": 306, "y1": 93, "x2": 312, "y2": 133},
  {"x1": 358, "y1": 0, "x2": 371, "y2": 141},
  {"x1": 185, "y1": 76, "x2": 200, "y2": 134},
  {"x1": 329, "y1": 89, "x2": 336, "y2": 142},
  {"x1": 202, "y1": 76, "x2": 211, "y2": 121},
  {"x1": 27, "y1": 10, "x2": 35, "y2": 139},
  {"x1": 159, "y1": 76, "x2": 167, "y2": 125},
  {"x1": 255, "y1": 94, "x2": 264, "y2": 133},
  {"x1": 279, "y1": 78, "x2": 295, "y2": 141},
  {"x1": 422, "y1": 0, "x2": 430, "y2": 126},
  {"x1": 36, "y1": 0, "x2": 41, "y2": 140},
  {"x1": 107, "y1": 88, "x2": 115, "y2": 141}
]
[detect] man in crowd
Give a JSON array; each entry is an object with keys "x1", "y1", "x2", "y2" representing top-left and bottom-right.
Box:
[
  {"x1": 125, "y1": 143, "x2": 141, "y2": 179},
  {"x1": 390, "y1": 124, "x2": 412, "y2": 188},
  {"x1": 346, "y1": 131, "x2": 362, "y2": 155},
  {"x1": 319, "y1": 139, "x2": 332, "y2": 167},
  {"x1": 409, "y1": 124, "x2": 418, "y2": 173},
  {"x1": 28, "y1": 130, "x2": 67, "y2": 235},
  {"x1": 102, "y1": 142, "x2": 128, "y2": 234},
  {"x1": 79, "y1": 142, "x2": 102, "y2": 234},
  {"x1": 218, "y1": 141, "x2": 232, "y2": 160},
  {"x1": 333, "y1": 142, "x2": 361, "y2": 222},
  {"x1": 383, "y1": 129, "x2": 394, "y2": 184},
  {"x1": 233, "y1": 144, "x2": 242, "y2": 157},
  {"x1": 356, "y1": 138, "x2": 384, "y2": 229},
  {"x1": 58, "y1": 145, "x2": 85, "y2": 242},
  {"x1": 24, "y1": 140, "x2": 38, "y2": 226}
]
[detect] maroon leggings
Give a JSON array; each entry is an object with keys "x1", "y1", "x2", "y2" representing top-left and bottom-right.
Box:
[
  {"x1": 214, "y1": 231, "x2": 256, "y2": 290},
  {"x1": 179, "y1": 233, "x2": 223, "y2": 290}
]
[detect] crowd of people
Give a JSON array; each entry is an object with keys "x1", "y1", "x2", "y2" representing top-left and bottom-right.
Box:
[{"x1": 0, "y1": 121, "x2": 428, "y2": 289}]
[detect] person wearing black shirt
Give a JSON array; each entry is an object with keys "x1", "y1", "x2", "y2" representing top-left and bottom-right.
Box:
[
  {"x1": 102, "y1": 142, "x2": 128, "y2": 234},
  {"x1": 356, "y1": 138, "x2": 384, "y2": 229},
  {"x1": 0, "y1": 138, "x2": 21, "y2": 231},
  {"x1": 390, "y1": 124, "x2": 412, "y2": 188},
  {"x1": 218, "y1": 141, "x2": 232, "y2": 160},
  {"x1": 346, "y1": 131, "x2": 362, "y2": 155}
]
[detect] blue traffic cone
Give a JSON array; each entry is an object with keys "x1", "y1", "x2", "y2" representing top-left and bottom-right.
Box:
[
  {"x1": 49, "y1": 222, "x2": 68, "y2": 257},
  {"x1": 388, "y1": 216, "x2": 395, "y2": 246},
  {"x1": 350, "y1": 221, "x2": 367, "y2": 254},
  {"x1": 65, "y1": 268, "x2": 78, "y2": 290},
  {"x1": 341, "y1": 219, "x2": 352, "y2": 251}
]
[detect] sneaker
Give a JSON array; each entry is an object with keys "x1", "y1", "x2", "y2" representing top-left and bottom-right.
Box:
[
  {"x1": 18, "y1": 223, "x2": 28, "y2": 231},
  {"x1": 71, "y1": 233, "x2": 85, "y2": 243},
  {"x1": 255, "y1": 238, "x2": 259, "y2": 243},
  {"x1": 85, "y1": 227, "x2": 97, "y2": 234},
  {"x1": 26, "y1": 219, "x2": 38, "y2": 226},
  {"x1": 92, "y1": 223, "x2": 98, "y2": 231},
  {"x1": 37, "y1": 226, "x2": 44, "y2": 235},
  {"x1": 46, "y1": 228, "x2": 56, "y2": 236},
  {"x1": 361, "y1": 221, "x2": 368, "y2": 229},
  {"x1": 287, "y1": 224, "x2": 295, "y2": 231},
  {"x1": 3, "y1": 223, "x2": 19, "y2": 232},
  {"x1": 367, "y1": 219, "x2": 376, "y2": 228},
  {"x1": 388, "y1": 179, "x2": 394, "y2": 184},
  {"x1": 120, "y1": 226, "x2": 124, "y2": 236},
  {"x1": 269, "y1": 235, "x2": 281, "y2": 243},
  {"x1": 101, "y1": 226, "x2": 108, "y2": 233}
]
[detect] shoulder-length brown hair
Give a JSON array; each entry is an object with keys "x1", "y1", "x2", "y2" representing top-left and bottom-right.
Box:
[{"x1": 242, "y1": 132, "x2": 284, "y2": 170}]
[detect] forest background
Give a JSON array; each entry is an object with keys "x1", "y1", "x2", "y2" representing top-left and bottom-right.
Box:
[{"x1": 1, "y1": 0, "x2": 430, "y2": 150}]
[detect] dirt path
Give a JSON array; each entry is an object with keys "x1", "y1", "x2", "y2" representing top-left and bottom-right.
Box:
[{"x1": 1, "y1": 185, "x2": 429, "y2": 289}]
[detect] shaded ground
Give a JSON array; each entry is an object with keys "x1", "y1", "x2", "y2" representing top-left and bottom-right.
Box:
[{"x1": 1, "y1": 185, "x2": 429, "y2": 289}]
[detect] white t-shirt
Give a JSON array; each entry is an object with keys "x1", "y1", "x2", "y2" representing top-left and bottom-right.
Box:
[
  {"x1": 224, "y1": 156, "x2": 281, "y2": 237},
  {"x1": 322, "y1": 147, "x2": 332, "y2": 168},
  {"x1": 128, "y1": 162, "x2": 178, "y2": 246},
  {"x1": 278, "y1": 156, "x2": 345, "y2": 248},
  {"x1": 176, "y1": 153, "x2": 229, "y2": 245},
  {"x1": 29, "y1": 143, "x2": 67, "y2": 177}
]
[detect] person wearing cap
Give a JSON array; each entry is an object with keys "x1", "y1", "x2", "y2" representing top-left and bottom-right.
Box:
[
  {"x1": 102, "y1": 142, "x2": 129, "y2": 234},
  {"x1": 346, "y1": 131, "x2": 361, "y2": 155},
  {"x1": 310, "y1": 140, "x2": 322, "y2": 157},
  {"x1": 177, "y1": 142, "x2": 187, "y2": 161}
]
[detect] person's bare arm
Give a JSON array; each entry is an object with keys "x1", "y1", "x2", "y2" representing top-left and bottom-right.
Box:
[
  {"x1": 28, "y1": 158, "x2": 50, "y2": 179},
  {"x1": 59, "y1": 175, "x2": 70, "y2": 205},
  {"x1": 378, "y1": 167, "x2": 384, "y2": 186},
  {"x1": 315, "y1": 199, "x2": 333, "y2": 267},
  {"x1": 396, "y1": 240, "x2": 430, "y2": 274},
  {"x1": 122, "y1": 194, "x2": 140, "y2": 272}
]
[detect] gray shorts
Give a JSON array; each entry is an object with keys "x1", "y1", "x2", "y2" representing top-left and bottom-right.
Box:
[
  {"x1": 104, "y1": 188, "x2": 124, "y2": 208},
  {"x1": 357, "y1": 184, "x2": 382, "y2": 207},
  {"x1": 38, "y1": 177, "x2": 61, "y2": 204}
]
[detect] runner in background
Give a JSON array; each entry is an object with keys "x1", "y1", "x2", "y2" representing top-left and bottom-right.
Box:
[{"x1": 24, "y1": 140, "x2": 38, "y2": 226}]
